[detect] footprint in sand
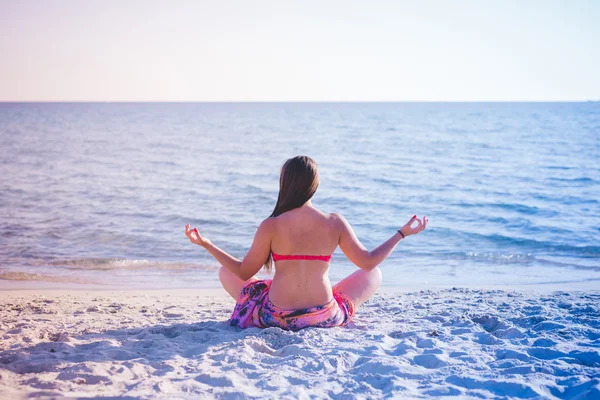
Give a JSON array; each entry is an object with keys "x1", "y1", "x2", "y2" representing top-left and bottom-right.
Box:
[
  {"x1": 56, "y1": 371, "x2": 111, "y2": 385},
  {"x1": 413, "y1": 354, "x2": 448, "y2": 369},
  {"x1": 195, "y1": 373, "x2": 234, "y2": 387},
  {"x1": 162, "y1": 306, "x2": 184, "y2": 318}
]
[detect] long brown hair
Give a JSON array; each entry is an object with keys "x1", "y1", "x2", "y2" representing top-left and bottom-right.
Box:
[{"x1": 263, "y1": 156, "x2": 320, "y2": 273}]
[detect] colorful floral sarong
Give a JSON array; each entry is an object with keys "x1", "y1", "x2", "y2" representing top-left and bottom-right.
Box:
[{"x1": 229, "y1": 279, "x2": 355, "y2": 331}]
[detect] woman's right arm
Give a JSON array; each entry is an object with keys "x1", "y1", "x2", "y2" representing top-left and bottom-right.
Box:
[
  {"x1": 185, "y1": 221, "x2": 273, "y2": 281},
  {"x1": 335, "y1": 214, "x2": 427, "y2": 271}
]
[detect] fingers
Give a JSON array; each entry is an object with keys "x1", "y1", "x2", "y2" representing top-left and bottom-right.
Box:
[
  {"x1": 406, "y1": 215, "x2": 417, "y2": 229},
  {"x1": 414, "y1": 216, "x2": 427, "y2": 233},
  {"x1": 185, "y1": 224, "x2": 198, "y2": 242},
  {"x1": 413, "y1": 217, "x2": 423, "y2": 232},
  {"x1": 406, "y1": 215, "x2": 428, "y2": 235}
]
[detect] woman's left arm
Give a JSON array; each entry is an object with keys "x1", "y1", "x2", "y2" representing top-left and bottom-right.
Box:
[{"x1": 185, "y1": 220, "x2": 273, "y2": 281}]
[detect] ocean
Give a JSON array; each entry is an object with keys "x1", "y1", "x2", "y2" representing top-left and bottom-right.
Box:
[{"x1": 0, "y1": 102, "x2": 598, "y2": 290}]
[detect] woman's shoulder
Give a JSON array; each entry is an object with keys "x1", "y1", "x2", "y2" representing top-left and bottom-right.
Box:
[
  {"x1": 327, "y1": 212, "x2": 346, "y2": 223},
  {"x1": 320, "y1": 212, "x2": 348, "y2": 233},
  {"x1": 326, "y1": 213, "x2": 352, "y2": 233},
  {"x1": 257, "y1": 217, "x2": 277, "y2": 232}
]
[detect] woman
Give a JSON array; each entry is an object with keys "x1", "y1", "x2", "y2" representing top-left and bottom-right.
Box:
[{"x1": 185, "y1": 156, "x2": 427, "y2": 331}]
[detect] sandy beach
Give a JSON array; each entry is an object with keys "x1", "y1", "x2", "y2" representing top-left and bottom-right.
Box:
[
  {"x1": 1, "y1": 287, "x2": 599, "y2": 399},
  {"x1": 2, "y1": 0, "x2": 600, "y2": 397}
]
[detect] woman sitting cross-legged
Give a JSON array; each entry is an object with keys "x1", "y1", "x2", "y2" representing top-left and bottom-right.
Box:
[{"x1": 185, "y1": 155, "x2": 427, "y2": 331}]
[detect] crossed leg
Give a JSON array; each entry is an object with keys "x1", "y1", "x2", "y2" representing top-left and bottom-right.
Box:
[
  {"x1": 219, "y1": 267, "x2": 258, "y2": 300},
  {"x1": 333, "y1": 267, "x2": 382, "y2": 307}
]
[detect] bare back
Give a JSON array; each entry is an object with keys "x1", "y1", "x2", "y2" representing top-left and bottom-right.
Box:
[{"x1": 268, "y1": 205, "x2": 340, "y2": 309}]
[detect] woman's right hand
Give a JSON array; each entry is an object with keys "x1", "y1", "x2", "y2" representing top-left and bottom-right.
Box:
[
  {"x1": 185, "y1": 224, "x2": 210, "y2": 247},
  {"x1": 400, "y1": 215, "x2": 428, "y2": 237}
]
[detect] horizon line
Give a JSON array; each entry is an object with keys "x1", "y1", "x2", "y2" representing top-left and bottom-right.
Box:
[{"x1": 0, "y1": 100, "x2": 598, "y2": 104}]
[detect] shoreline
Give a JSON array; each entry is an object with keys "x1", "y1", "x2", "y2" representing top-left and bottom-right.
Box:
[{"x1": 1, "y1": 279, "x2": 599, "y2": 294}]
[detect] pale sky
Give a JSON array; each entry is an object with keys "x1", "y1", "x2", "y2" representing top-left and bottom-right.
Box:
[{"x1": 1, "y1": 0, "x2": 599, "y2": 101}]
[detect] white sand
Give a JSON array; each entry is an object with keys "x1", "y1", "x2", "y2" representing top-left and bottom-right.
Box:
[{"x1": 1, "y1": 288, "x2": 599, "y2": 399}]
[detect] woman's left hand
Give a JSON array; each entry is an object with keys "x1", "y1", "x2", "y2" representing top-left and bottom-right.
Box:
[
  {"x1": 400, "y1": 215, "x2": 428, "y2": 237},
  {"x1": 185, "y1": 224, "x2": 209, "y2": 247}
]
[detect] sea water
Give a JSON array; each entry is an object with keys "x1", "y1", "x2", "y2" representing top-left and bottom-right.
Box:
[{"x1": 1, "y1": 102, "x2": 598, "y2": 290}]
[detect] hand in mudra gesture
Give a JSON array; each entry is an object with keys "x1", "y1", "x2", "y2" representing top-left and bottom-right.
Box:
[
  {"x1": 400, "y1": 215, "x2": 428, "y2": 237},
  {"x1": 185, "y1": 224, "x2": 209, "y2": 247}
]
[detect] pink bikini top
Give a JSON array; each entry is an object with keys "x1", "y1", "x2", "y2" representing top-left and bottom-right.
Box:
[{"x1": 271, "y1": 252, "x2": 332, "y2": 262}]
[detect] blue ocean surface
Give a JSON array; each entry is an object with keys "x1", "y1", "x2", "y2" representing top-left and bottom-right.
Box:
[{"x1": 0, "y1": 102, "x2": 598, "y2": 290}]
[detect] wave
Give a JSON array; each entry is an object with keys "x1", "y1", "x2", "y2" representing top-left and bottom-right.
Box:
[
  {"x1": 448, "y1": 202, "x2": 546, "y2": 215},
  {"x1": 484, "y1": 234, "x2": 600, "y2": 257},
  {"x1": 46, "y1": 258, "x2": 219, "y2": 272},
  {"x1": 531, "y1": 194, "x2": 599, "y2": 205},
  {"x1": 547, "y1": 176, "x2": 597, "y2": 184},
  {"x1": 447, "y1": 230, "x2": 600, "y2": 258},
  {"x1": 453, "y1": 252, "x2": 536, "y2": 264},
  {"x1": 437, "y1": 251, "x2": 600, "y2": 270},
  {"x1": 0, "y1": 271, "x2": 95, "y2": 284}
]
